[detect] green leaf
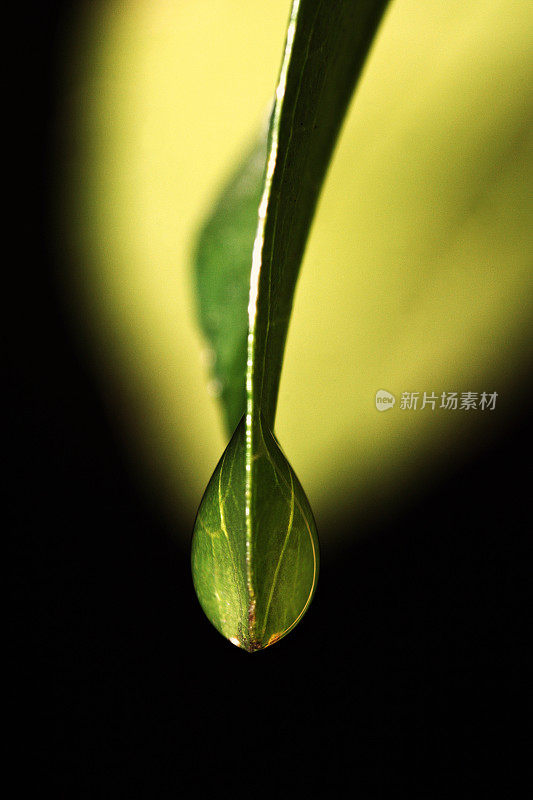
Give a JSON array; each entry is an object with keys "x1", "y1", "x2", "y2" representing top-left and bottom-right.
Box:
[
  {"x1": 247, "y1": 0, "x2": 390, "y2": 429},
  {"x1": 192, "y1": 0, "x2": 389, "y2": 649},
  {"x1": 194, "y1": 0, "x2": 389, "y2": 433},
  {"x1": 193, "y1": 126, "x2": 269, "y2": 435}
]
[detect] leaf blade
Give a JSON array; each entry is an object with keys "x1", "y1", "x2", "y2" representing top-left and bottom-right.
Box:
[
  {"x1": 192, "y1": 0, "x2": 389, "y2": 649},
  {"x1": 193, "y1": 127, "x2": 268, "y2": 434},
  {"x1": 194, "y1": 1, "x2": 389, "y2": 432},
  {"x1": 248, "y1": 0, "x2": 390, "y2": 426}
]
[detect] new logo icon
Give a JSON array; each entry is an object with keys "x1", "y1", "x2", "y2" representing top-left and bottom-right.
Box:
[{"x1": 375, "y1": 389, "x2": 396, "y2": 411}]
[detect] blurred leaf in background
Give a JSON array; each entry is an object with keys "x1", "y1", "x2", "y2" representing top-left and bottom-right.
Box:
[{"x1": 193, "y1": 127, "x2": 268, "y2": 435}]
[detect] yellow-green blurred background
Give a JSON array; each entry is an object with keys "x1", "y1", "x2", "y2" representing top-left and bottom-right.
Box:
[{"x1": 64, "y1": 0, "x2": 533, "y2": 545}]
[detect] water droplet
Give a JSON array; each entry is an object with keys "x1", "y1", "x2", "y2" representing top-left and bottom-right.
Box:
[{"x1": 191, "y1": 414, "x2": 319, "y2": 651}]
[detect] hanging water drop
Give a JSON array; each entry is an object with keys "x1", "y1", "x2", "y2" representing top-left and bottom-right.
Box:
[{"x1": 191, "y1": 413, "x2": 319, "y2": 651}]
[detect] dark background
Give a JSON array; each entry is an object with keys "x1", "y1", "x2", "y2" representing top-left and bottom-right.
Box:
[{"x1": 11, "y1": 4, "x2": 530, "y2": 795}]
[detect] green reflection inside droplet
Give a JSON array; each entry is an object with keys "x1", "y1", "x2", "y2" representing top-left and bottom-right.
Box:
[{"x1": 191, "y1": 414, "x2": 319, "y2": 651}]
